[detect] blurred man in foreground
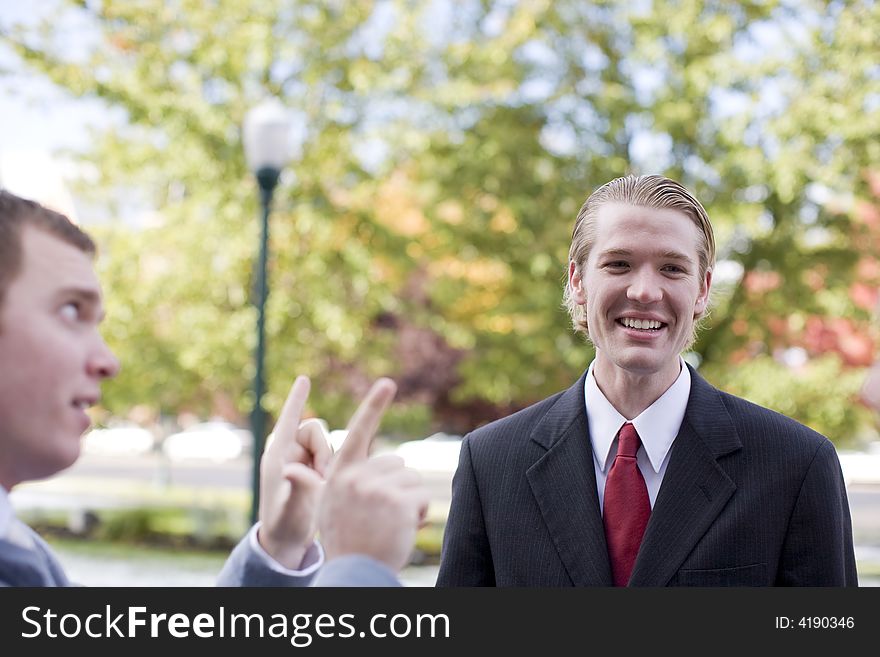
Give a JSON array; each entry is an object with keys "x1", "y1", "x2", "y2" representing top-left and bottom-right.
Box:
[{"x1": 0, "y1": 189, "x2": 426, "y2": 587}]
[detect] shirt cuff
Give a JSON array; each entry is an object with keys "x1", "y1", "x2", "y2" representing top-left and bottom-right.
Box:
[{"x1": 247, "y1": 522, "x2": 324, "y2": 576}]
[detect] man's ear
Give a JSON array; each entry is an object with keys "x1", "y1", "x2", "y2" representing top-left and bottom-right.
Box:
[
  {"x1": 568, "y1": 261, "x2": 586, "y2": 305},
  {"x1": 694, "y1": 268, "x2": 712, "y2": 316}
]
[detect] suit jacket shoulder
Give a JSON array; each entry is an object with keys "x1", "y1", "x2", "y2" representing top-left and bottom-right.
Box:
[
  {"x1": 467, "y1": 389, "x2": 567, "y2": 443},
  {"x1": 689, "y1": 372, "x2": 838, "y2": 487},
  {"x1": 463, "y1": 374, "x2": 586, "y2": 471},
  {"x1": 714, "y1": 384, "x2": 828, "y2": 447}
]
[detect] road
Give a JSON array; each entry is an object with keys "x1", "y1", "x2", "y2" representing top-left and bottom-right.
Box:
[
  {"x1": 849, "y1": 486, "x2": 880, "y2": 543},
  {"x1": 64, "y1": 452, "x2": 251, "y2": 490},
  {"x1": 36, "y1": 451, "x2": 455, "y2": 504}
]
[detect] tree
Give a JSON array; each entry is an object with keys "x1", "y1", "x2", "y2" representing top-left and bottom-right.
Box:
[{"x1": 3, "y1": 0, "x2": 877, "y2": 441}]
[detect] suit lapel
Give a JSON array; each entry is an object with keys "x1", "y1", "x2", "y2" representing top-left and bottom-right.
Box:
[
  {"x1": 526, "y1": 372, "x2": 613, "y2": 586},
  {"x1": 629, "y1": 367, "x2": 741, "y2": 586}
]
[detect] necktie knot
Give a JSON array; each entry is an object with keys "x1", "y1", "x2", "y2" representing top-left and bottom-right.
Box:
[{"x1": 617, "y1": 422, "x2": 641, "y2": 458}]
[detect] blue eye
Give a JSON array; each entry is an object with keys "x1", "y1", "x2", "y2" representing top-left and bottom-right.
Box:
[{"x1": 60, "y1": 302, "x2": 80, "y2": 321}]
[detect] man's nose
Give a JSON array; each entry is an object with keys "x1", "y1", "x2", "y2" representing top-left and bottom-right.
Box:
[
  {"x1": 627, "y1": 268, "x2": 663, "y2": 303},
  {"x1": 88, "y1": 338, "x2": 121, "y2": 379}
]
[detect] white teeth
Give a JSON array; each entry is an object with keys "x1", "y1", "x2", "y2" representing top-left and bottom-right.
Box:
[{"x1": 621, "y1": 318, "x2": 662, "y2": 330}]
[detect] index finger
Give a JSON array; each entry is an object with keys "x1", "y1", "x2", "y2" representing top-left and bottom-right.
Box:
[
  {"x1": 266, "y1": 375, "x2": 311, "y2": 458},
  {"x1": 332, "y1": 377, "x2": 397, "y2": 470}
]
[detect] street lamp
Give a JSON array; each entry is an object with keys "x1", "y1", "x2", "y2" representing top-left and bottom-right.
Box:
[{"x1": 243, "y1": 99, "x2": 291, "y2": 525}]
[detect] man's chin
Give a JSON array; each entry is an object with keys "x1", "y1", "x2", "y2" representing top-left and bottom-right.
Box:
[
  {"x1": 51, "y1": 439, "x2": 82, "y2": 475},
  {"x1": 615, "y1": 350, "x2": 675, "y2": 376}
]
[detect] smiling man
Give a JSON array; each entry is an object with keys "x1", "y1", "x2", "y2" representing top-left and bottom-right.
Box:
[{"x1": 437, "y1": 174, "x2": 857, "y2": 587}]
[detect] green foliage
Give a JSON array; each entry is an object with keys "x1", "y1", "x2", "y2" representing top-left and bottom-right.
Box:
[
  {"x1": 95, "y1": 506, "x2": 245, "y2": 547},
  {"x1": 701, "y1": 354, "x2": 872, "y2": 445},
  {"x1": 20, "y1": 504, "x2": 247, "y2": 551},
  {"x1": 2, "y1": 0, "x2": 877, "y2": 441}
]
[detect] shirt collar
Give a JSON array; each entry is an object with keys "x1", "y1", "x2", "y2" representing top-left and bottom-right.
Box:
[{"x1": 585, "y1": 357, "x2": 691, "y2": 474}]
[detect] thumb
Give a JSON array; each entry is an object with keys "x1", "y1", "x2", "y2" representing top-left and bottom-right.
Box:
[{"x1": 281, "y1": 462, "x2": 325, "y2": 494}]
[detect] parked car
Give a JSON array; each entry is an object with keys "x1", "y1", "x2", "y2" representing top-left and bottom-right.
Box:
[
  {"x1": 162, "y1": 421, "x2": 252, "y2": 463},
  {"x1": 838, "y1": 442, "x2": 880, "y2": 487},
  {"x1": 82, "y1": 423, "x2": 155, "y2": 457},
  {"x1": 394, "y1": 432, "x2": 463, "y2": 474}
]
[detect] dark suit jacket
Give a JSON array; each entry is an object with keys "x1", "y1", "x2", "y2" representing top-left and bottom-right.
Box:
[{"x1": 436, "y1": 366, "x2": 858, "y2": 586}]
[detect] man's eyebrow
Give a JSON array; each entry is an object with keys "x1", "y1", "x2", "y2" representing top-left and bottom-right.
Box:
[
  {"x1": 658, "y1": 250, "x2": 694, "y2": 262},
  {"x1": 599, "y1": 248, "x2": 694, "y2": 262},
  {"x1": 58, "y1": 287, "x2": 100, "y2": 302}
]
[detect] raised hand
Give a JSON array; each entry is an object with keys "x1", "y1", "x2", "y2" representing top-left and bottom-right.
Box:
[
  {"x1": 257, "y1": 376, "x2": 333, "y2": 569},
  {"x1": 318, "y1": 378, "x2": 430, "y2": 572}
]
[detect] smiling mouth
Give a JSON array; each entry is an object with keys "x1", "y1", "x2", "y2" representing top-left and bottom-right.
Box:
[{"x1": 617, "y1": 318, "x2": 666, "y2": 331}]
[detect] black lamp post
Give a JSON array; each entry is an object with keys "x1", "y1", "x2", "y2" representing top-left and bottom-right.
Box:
[{"x1": 243, "y1": 99, "x2": 291, "y2": 525}]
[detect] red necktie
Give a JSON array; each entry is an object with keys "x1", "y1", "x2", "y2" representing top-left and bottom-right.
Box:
[{"x1": 603, "y1": 422, "x2": 651, "y2": 586}]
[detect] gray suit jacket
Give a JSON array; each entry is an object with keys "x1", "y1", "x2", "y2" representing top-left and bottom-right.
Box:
[
  {"x1": 0, "y1": 527, "x2": 71, "y2": 586},
  {"x1": 437, "y1": 366, "x2": 858, "y2": 586},
  {"x1": 1, "y1": 524, "x2": 400, "y2": 587},
  {"x1": 0, "y1": 524, "x2": 305, "y2": 588},
  {"x1": 217, "y1": 536, "x2": 400, "y2": 587}
]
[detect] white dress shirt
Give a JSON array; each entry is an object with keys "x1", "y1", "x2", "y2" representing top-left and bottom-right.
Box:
[{"x1": 585, "y1": 358, "x2": 691, "y2": 512}]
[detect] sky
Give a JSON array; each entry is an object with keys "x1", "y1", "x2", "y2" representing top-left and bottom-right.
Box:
[
  {"x1": 0, "y1": 46, "x2": 105, "y2": 220},
  {"x1": 0, "y1": 1, "x2": 111, "y2": 219},
  {"x1": 0, "y1": 1, "x2": 98, "y2": 151}
]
